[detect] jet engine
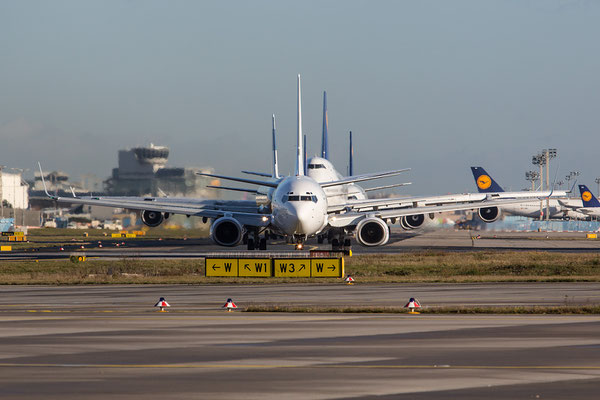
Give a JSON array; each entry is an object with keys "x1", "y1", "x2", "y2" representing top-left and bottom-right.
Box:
[
  {"x1": 478, "y1": 206, "x2": 501, "y2": 223},
  {"x1": 355, "y1": 217, "x2": 390, "y2": 247},
  {"x1": 141, "y1": 210, "x2": 164, "y2": 227},
  {"x1": 211, "y1": 217, "x2": 244, "y2": 247},
  {"x1": 400, "y1": 214, "x2": 425, "y2": 230}
]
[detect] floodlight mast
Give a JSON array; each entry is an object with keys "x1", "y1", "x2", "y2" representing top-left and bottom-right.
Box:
[{"x1": 544, "y1": 149, "x2": 557, "y2": 221}]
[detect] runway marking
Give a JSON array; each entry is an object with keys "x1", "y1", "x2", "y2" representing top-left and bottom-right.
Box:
[{"x1": 0, "y1": 363, "x2": 599, "y2": 370}]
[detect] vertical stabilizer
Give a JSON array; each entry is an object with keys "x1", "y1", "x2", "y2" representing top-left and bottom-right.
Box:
[
  {"x1": 470, "y1": 167, "x2": 505, "y2": 193},
  {"x1": 349, "y1": 131, "x2": 354, "y2": 176},
  {"x1": 321, "y1": 91, "x2": 329, "y2": 159},
  {"x1": 272, "y1": 114, "x2": 279, "y2": 179},
  {"x1": 579, "y1": 184, "x2": 600, "y2": 207},
  {"x1": 296, "y1": 74, "x2": 305, "y2": 176},
  {"x1": 303, "y1": 134, "x2": 307, "y2": 174}
]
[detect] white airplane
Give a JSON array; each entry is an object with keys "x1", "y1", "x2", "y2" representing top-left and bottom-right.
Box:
[
  {"x1": 558, "y1": 184, "x2": 600, "y2": 219},
  {"x1": 41, "y1": 76, "x2": 549, "y2": 250},
  {"x1": 470, "y1": 167, "x2": 587, "y2": 221},
  {"x1": 306, "y1": 92, "x2": 411, "y2": 206}
]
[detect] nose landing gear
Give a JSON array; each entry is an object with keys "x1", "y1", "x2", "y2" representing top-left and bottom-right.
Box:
[{"x1": 294, "y1": 235, "x2": 306, "y2": 250}]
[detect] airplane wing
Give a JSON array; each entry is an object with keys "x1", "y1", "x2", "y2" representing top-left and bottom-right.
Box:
[
  {"x1": 241, "y1": 171, "x2": 272, "y2": 178},
  {"x1": 207, "y1": 185, "x2": 259, "y2": 194},
  {"x1": 320, "y1": 168, "x2": 410, "y2": 188},
  {"x1": 327, "y1": 197, "x2": 547, "y2": 228},
  {"x1": 197, "y1": 172, "x2": 280, "y2": 188},
  {"x1": 326, "y1": 192, "x2": 490, "y2": 213},
  {"x1": 47, "y1": 194, "x2": 271, "y2": 227},
  {"x1": 364, "y1": 182, "x2": 412, "y2": 193}
]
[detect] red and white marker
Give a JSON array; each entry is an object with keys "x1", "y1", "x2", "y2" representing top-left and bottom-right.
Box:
[
  {"x1": 344, "y1": 275, "x2": 355, "y2": 285},
  {"x1": 223, "y1": 298, "x2": 237, "y2": 312},
  {"x1": 154, "y1": 297, "x2": 170, "y2": 312},
  {"x1": 404, "y1": 297, "x2": 421, "y2": 314}
]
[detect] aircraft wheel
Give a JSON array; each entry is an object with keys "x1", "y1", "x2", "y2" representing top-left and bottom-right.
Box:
[
  {"x1": 247, "y1": 238, "x2": 255, "y2": 250},
  {"x1": 317, "y1": 235, "x2": 324, "y2": 244},
  {"x1": 259, "y1": 238, "x2": 267, "y2": 250},
  {"x1": 343, "y1": 238, "x2": 351, "y2": 247}
]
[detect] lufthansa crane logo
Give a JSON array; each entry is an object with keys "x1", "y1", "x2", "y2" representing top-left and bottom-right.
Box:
[
  {"x1": 582, "y1": 191, "x2": 593, "y2": 202},
  {"x1": 477, "y1": 175, "x2": 492, "y2": 190}
]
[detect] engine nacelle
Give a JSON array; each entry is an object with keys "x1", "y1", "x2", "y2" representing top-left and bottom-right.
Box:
[
  {"x1": 210, "y1": 217, "x2": 244, "y2": 247},
  {"x1": 356, "y1": 217, "x2": 390, "y2": 247},
  {"x1": 141, "y1": 210, "x2": 164, "y2": 227},
  {"x1": 400, "y1": 214, "x2": 425, "y2": 230},
  {"x1": 478, "y1": 206, "x2": 501, "y2": 223}
]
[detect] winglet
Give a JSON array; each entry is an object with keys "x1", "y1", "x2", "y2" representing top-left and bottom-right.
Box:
[
  {"x1": 272, "y1": 114, "x2": 280, "y2": 179},
  {"x1": 321, "y1": 91, "x2": 329, "y2": 160},
  {"x1": 349, "y1": 131, "x2": 354, "y2": 177},
  {"x1": 296, "y1": 74, "x2": 304, "y2": 176},
  {"x1": 37, "y1": 162, "x2": 55, "y2": 199}
]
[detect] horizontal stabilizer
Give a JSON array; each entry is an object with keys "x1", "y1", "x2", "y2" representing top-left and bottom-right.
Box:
[{"x1": 320, "y1": 168, "x2": 410, "y2": 188}]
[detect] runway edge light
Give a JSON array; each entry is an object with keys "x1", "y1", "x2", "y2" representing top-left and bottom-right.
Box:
[
  {"x1": 155, "y1": 297, "x2": 170, "y2": 312},
  {"x1": 344, "y1": 274, "x2": 355, "y2": 285},
  {"x1": 223, "y1": 298, "x2": 237, "y2": 312},
  {"x1": 404, "y1": 297, "x2": 421, "y2": 314}
]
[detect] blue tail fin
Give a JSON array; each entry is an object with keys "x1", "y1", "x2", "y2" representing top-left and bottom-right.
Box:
[
  {"x1": 579, "y1": 185, "x2": 600, "y2": 207},
  {"x1": 321, "y1": 91, "x2": 329, "y2": 160},
  {"x1": 470, "y1": 167, "x2": 504, "y2": 193}
]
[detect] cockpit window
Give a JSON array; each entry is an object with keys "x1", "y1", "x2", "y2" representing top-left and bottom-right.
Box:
[
  {"x1": 308, "y1": 164, "x2": 326, "y2": 169},
  {"x1": 283, "y1": 194, "x2": 318, "y2": 202}
]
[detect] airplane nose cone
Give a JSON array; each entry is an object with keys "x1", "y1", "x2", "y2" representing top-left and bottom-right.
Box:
[{"x1": 289, "y1": 203, "x2": 323, "y2": 235}]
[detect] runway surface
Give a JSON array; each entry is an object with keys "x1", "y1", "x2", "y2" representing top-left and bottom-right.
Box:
[
  {"x1": 1, "y1": 284, "x2": 600, "y2": 399},
  {"x1": 3, "y1": 229, "x2": 600, "y2": 261}
]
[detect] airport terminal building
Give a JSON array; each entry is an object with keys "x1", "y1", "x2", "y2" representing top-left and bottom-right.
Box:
[{"x1": 104, "y1": 143, "x2": 219, "y2": 198}]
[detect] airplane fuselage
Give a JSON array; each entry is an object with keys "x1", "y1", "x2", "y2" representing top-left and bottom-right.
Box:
[
  {"x1": 271, "y1": 175, "x2": 328, "y2": 237},
  {"x1": 307, "y1": 157, "x2": 367, "y2": 205}
]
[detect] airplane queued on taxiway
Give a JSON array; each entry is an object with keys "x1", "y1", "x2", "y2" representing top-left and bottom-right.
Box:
[
  {"x1": 469, "y1": 167, "x2": 600, "y2": 221},
  {"x1": 40, "y1": 75, "x2": 555, "y2": 251}
]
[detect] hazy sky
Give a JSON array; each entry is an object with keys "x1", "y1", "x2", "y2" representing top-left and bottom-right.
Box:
[{"x1": 1, "y1": 0, "x2": 599, "y2": 195}]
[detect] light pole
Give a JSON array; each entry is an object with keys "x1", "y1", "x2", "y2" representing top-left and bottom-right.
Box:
[
  {"x1": 525, "y1": 171, "x2": 539, "y2": 191},
  {"x1": 532, "y1": 154, "x2": 546, "y2": 220},
  {"x1": 543, "y1": 149, "x2": 557, "y2": 221}
]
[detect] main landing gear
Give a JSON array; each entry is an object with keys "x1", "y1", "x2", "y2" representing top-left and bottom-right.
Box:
[
  {"x1": 328, "y1": 229, "x2": 352, "y2": 252},
  {"x1": 246, "y1": 228, "x2": 268, "y2": 250}
]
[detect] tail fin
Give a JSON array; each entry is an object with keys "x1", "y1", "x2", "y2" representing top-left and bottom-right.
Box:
[
  {"x1": 295, "y1": 74, "x2": 304, "y2": 176},
  {"x1": 470, "y1": 167, "x2": 504, "y2": 193},
  {"x1": 303, "y1": 134, "x2": 307, "y2": 174},
  {"x1": 272, "y1": 114, "x2": 279, "y2": 178},
  {"x1": 321, "y1": 91, "x2": 329, "y2": 160},
  {"x1": 579, "y1": 185, "x2": 600, "y2": 207},
  {"x1": 348, "y1": 131, "x2": 354, "y2": 176}
]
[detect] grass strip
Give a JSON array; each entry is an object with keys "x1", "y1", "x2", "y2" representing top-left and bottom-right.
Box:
[
  {"x1": 244, "y1": 305, "x2": 600, "y2": 314},
  {"x1": 2, "y1": 250, "x2": 600, "y2": 284}
]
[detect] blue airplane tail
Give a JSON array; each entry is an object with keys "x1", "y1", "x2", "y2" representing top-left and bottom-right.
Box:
[
  {"x1": 579, "y1": 185, "x2": 600, "y2": 207},
  {"x1": 470, "y1": 167, "x2": 504, "y2": 193}
]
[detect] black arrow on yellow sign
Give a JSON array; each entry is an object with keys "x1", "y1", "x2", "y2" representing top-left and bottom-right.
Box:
[
  {"x1": 328, "y1": 266, "x2": 336, "y2": 271},
  {"x1": 212, "y1": 264, "x2": 220, "y2": 271}
]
